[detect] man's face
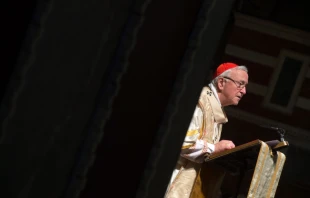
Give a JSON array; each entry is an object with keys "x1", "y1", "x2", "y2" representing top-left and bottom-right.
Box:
[{"x1": 218, "y1": 69, "x2": 248, "y2": 106}]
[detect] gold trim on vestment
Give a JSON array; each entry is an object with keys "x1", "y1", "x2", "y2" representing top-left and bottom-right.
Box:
[
  {"x1": 198, "y1": 101, "x2": 206, "y2": 140},
  {"x1": 186, "y1": 129, "x2": 199, "y2": 136},
  {"x1": 250, "y1": 143, "x2": 269, "y2": 197},
  {"x1": 266, "y1": 151, "x2": 286, "y2": 198},
  {"x1": 182, "y1": 144, "x2": 193, "y2": 149}
]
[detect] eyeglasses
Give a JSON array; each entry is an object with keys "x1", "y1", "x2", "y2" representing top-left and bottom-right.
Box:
[{"x1": 222, "y1": 76, "x2": 247, "y2": 89}]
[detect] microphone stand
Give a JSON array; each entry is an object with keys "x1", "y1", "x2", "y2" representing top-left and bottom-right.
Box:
[{"x1": 259, "y1": 125, "x2": 286, "y2": 142}]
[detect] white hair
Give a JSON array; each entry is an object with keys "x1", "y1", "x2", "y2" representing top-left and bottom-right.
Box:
[{"x1": 211, "y1": 65, "x2": 248, "y2": 86}]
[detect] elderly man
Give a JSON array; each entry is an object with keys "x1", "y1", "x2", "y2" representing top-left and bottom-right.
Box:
[{"x1": 165, "y1": 62, "x2": 248, "y2": 198}]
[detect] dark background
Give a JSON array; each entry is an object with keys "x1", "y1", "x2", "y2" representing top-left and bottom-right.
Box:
[{"x1": 1, "y1": 0, "x2": 310, "y2": 197}]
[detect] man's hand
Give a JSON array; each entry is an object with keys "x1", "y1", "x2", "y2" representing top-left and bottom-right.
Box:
[{"x1": 214, "y1": 140, "x2": 235, "y2": 153}]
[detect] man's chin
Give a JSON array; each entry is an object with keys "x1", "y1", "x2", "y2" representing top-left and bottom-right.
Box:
[
  {"x1": 233, "y1": 100, "x2": 240, "y2": 105},
  {"x1": 225, "y1": 99, "x2": 240, "y2": 106},
  {"x1": 235, "y1": 98, "x2": 242, "y2": 105}
]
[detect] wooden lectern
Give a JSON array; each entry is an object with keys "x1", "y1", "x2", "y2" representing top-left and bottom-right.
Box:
[{"x1": 190, "y1": 139, "x2": 289, "y2": 198}]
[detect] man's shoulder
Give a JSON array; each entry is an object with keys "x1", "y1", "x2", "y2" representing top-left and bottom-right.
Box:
[
  {"x1": 198, "y1": 87, "x2": 212, "y2": 109},
  {"x1": 200, "y1": 86, "x2": 213, "y2": 99}
]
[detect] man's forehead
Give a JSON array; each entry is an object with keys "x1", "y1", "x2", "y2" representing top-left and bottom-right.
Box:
[
  {"x1": 231, "y1": 70, "x2": 248, "y2": 82},
  {"x1": 230, "y1": 69, "x2": 248, "y2": 76}
]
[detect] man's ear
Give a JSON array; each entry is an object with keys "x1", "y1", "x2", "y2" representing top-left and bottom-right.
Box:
[{"x1": 217, "y1": 78, "x2": 225, "y2": 91}]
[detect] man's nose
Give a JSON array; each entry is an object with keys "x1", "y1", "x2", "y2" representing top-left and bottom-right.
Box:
[{"x1": 240, "y1": 86, "x2": 246, "y2": 95}]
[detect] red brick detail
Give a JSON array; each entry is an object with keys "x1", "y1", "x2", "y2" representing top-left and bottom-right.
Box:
[
  {"x1": 229, "y1": 26, "x2": 310, "y2": 57},
  {"x1": 236, "y1": 93, "x2": 310, "y2": 130}
]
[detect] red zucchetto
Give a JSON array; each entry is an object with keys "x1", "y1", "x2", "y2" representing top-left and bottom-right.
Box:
[{"x1": 213, "y1": 62, "x2": 238, "y2": 79}]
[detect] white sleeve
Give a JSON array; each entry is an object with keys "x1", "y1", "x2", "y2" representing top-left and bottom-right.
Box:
[{"x1": 180, "y1": 106, "x2": 215, "y2": 163}]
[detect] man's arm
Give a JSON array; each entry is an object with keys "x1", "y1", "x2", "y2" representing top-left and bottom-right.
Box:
[
  {"x1": 179, "y1": 106, "x2": 214, "y2": 163},
  {"x1": 180, "y1": 106, "x2": 235, "y2": 163}
]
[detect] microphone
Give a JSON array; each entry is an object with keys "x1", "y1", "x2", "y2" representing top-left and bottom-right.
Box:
[{"x1": 260, "y1": 125, "x2": 286, "y2": 142}]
